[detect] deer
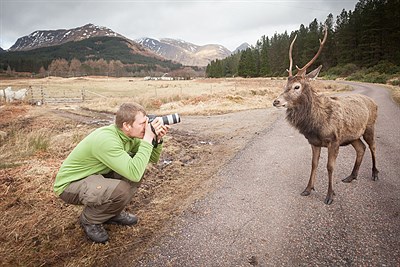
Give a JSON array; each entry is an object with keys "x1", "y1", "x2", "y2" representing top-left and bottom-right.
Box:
[{"x1": 273, "y1": 27, "x2": 379, "y2": 204}]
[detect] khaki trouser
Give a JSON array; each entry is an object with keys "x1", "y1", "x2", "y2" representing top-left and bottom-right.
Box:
[{"x1": 60, "y1": 172, "x2": 141, "y2": 224}]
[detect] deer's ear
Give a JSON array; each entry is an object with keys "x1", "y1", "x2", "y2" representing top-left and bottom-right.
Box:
[{"x1": 305, "y1": 65, "x2": 322, "y2": 80}]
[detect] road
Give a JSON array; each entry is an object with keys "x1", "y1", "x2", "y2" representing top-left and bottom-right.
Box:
[{"x1": 135, "y1": 82, "x2": 400, "y2": 266}]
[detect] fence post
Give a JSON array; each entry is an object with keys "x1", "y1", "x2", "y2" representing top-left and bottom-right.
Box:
[
  {"x1": 81, "y1": 89, "x2": 85, "y2": 101},
  {"x1": 41, "y1": 86, "x2": 45, "y2": 104},
  {"x1": 29, "y1": 86, "x2": 34, "y2": 103}
]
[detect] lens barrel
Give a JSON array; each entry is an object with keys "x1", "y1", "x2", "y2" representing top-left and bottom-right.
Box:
[
  {"x1": 161, "y1": 113, "x2": 181, "y2": 125},
  {"x1": 148, "y1": 113, "x2": 181, "y2": 125}
]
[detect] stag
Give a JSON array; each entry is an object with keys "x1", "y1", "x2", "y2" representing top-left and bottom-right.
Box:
[{"x1": 273, "y1": 27, "x2": 379, "y2": 204}]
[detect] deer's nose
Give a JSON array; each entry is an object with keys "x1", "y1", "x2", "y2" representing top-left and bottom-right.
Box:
[{"x1": 273, "y1": 99, "x2": 280, "y2": 106}]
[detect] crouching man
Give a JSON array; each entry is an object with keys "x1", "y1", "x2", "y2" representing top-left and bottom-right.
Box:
[{"x1": 53, "y1": 103, "x2": 169, "y2": 243}]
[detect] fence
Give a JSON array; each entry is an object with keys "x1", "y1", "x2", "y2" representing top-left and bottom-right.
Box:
[{"x1": 26, "y1": 86, "x2": 89, "y2": 104}]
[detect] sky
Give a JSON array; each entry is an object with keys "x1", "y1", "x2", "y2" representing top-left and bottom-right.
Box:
[{"x1": 0, "y1": 0, "x2": 359, "y2": 51}]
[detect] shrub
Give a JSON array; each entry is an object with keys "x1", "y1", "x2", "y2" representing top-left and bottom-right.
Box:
[
  {"x1": 347, "y1": 70, "x2": 366, "y2": 81},
  {"x1": 368, "y1": 60, "x2": 400, "y2": 75},
  {"x1": 388, "y1": 78, "x2": 399, "y2": 86},
  {"x1": 363, "y1": 72, "x2": 389, "y2": 84},
  {"x1": 326, "y1": 63, "x2": 359, "y2": 77}
]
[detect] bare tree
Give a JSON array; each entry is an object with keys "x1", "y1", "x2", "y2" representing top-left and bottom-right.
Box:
[
  {"x1": 48, "y1": 59, "x2": 69, "y2": 77},
  {"x1": 69, "y1": 58, "x2": 82, "y2": 77}
]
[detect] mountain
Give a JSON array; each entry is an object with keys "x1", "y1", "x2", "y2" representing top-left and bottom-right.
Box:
[
  {"x1": 233, "y1": 43, "x2": 251, "y2": 54},
  {"x1": 2, "y1": 23, "x2": 183, "y2": 74},
  {"x1": 9, "y1": 23, "x2": 125, "y2": 52},
  {"x1": 0, "y1": 47, "x2": 5, "y2": 53},
  {"x1": 1, "y1": 36, "x2": 181, "y2": 74},
  {"x1": 136, "y1": 38, "x2": 231, "y2": 66}
]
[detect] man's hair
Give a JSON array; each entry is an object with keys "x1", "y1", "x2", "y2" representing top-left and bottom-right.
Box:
[{"x1": 115, "y1": 103, "x2": 147, "y2": 128}]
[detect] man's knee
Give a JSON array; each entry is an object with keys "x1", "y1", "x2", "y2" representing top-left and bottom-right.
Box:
[{"x1": 110, "y1": 180, "x2": 135, "y2": 207}]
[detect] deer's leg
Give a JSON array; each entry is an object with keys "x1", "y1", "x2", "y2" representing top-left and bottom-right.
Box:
[
  {"x1": 342, "y1": 139, "x2": 366, "y2": 183},
  {"x1": 363, "y1": 126, "x2": 379, "y2": 181},
  {"x1": 301, "y1": 145, "x2": 321, "y2": 196},
  {"x1": 325, "y1": 143, "x2": 339, "y2": 205}
]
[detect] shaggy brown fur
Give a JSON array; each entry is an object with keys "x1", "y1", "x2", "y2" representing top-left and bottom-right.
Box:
[{"x1": 273, "y1": 29, "x2": 378, "y2": 204}]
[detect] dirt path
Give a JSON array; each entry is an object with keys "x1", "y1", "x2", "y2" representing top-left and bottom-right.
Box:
[{"x1": 134, "y1": 82, "x2": 400, "y2": 266}]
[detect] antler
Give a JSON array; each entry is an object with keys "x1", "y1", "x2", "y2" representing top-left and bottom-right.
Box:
[
  {"x1": 287, "y1": 34, "x2": 297, "y2": 77},
  {"x1": 296, "y1": 25, "x2": 328, "y2": 77}
]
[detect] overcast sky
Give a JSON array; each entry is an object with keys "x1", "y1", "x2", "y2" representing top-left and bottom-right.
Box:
[{"x1": 0, "y1": 0, "x2": 359, "y2": 51}]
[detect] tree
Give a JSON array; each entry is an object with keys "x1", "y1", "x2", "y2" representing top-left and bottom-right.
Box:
[
  {"x1": 96, "y1": 59, "x2": 109, "y2": 76},
  {"x1": 6, "y1": 65, "x2": 12, "y2": 75},
  {"x1": 69, "y1": 58, "x2": 82, "y2": 77},
  {"x1": 204, "y1": 0, "x2": 400, "y2": 79},
  {"x1": 259, "y1": 35, "x2": 271, "y2": 76},
  {"x1": 238, "y1": 48, "x2": 254, "y2": 77},
  {"x1": 108, "y1": 60, "x2": 125, "y2": 77},
  {"x1": 39, "y1": 66, "x2": 47, "y2": 77},
  {"x1": 48, "y1": 58, "x2": 69, "y2": 77}
]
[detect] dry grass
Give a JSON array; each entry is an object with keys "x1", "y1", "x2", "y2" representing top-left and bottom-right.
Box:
[
  {"x1": 0, "y1": 77, "x2": 350, "y2": 266},
  {"x1": 388, "y1": 85, "x2": 400, "y2": 105},
  {"x1": 3, "y1": 76, "x2": 350, "y2": 114}
]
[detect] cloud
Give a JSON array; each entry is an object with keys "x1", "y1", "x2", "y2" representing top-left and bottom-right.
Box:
[{"x1": 0, "y1": 0, "x2": 359, "y2": 51}]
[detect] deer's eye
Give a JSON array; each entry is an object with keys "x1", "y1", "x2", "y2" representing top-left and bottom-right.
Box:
[{"x1": 294, "y1": 85, "x2": 300, "y2": 90}]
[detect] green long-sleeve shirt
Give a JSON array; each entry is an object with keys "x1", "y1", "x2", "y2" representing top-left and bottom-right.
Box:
[{"x1": 53, "y1": 124, "x2": 162, "y2": 196}]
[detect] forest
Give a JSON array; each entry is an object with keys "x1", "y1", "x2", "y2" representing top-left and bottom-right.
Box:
[{"x1": 206, "y1": 0, "x2": 400, "y2": 84}]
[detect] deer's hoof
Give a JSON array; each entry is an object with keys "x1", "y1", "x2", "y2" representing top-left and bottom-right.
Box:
[
  {"x1": 342, "y1": 175, "x2": 356, "y2": 183},
  {"x1": 372, "y1": 170, "x2": 379, "y2": 181},
  {"x1": 324, "y1": 196, "x2": 333, "y2": 205},
  {"x1": 300, "y1": 190, "x2": 311, "y2": 196}
]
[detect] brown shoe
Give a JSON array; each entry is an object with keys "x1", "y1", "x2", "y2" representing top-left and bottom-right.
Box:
[
  {"x1": 105, "y1": 211, "x2": 138, "y2": 226},
  {"x1": 80, "y1": 214, "x2": 108, "y2": 244}
]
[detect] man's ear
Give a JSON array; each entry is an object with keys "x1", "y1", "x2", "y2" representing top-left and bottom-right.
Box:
[
  {"x1": 305, "y1": 65, "x2": 322, "y2": 80},
  {"x1": 122, "y1": 122, "x2": 130, "y2": 131}
]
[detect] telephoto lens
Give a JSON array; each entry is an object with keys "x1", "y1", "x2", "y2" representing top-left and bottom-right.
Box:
[
  {"x1": 148, "y1": 113, "x2": 181, "y2": 125},
  {"x1": 160, "y1": 113, "x2": 181, "y2": 125}
]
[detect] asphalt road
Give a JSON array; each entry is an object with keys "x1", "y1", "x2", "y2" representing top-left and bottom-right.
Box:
[{"x1": 136, "y1": 82, "x2": 400, "y2": 266}]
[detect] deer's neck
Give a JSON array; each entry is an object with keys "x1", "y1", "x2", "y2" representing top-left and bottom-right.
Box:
[{"x1": 286, "y1": 90, "x2": 329, "y2": 139}]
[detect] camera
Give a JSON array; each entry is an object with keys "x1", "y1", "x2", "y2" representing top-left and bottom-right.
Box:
[{"x1": 147, "y1": 113, "x2": 181, "y2": 125}]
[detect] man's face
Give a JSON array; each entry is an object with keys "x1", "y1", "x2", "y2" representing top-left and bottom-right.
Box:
[{"x1": 124, "y1": 112, "x2": 147, "y2": 139}]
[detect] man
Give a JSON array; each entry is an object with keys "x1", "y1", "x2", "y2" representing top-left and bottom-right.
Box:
[{"x1": 54, "y1": 103, "x2": 169, "y2": 243}]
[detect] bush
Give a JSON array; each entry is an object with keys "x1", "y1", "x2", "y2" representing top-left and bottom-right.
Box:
[
  {"x1": 347, "y1": 70, "x2": 392, "y2": 84},
  {"x1": 368, "y1": 60, "x2": 400, "y2": 75},
  {"x1": 388, "y1": 78, "x2": 400, "y2": 86},
  {"x1": 347, "y1": 70, "x2": 366, "y2": 81},
  {"x1": 326, "y1": 63, "x2": 359, "y2": 77},
  {"x1": 363, "y1": 72, "x2": 389, "y2": 84}
]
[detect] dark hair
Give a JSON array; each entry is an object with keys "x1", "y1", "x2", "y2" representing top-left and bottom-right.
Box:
[{"x1": 115, "y1": 103, "x2": 147, "y2": 128}]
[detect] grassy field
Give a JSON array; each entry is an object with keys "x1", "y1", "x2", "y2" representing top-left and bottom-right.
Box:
[{"x1": 3, "y1": 76, "x2": 355, "y2": 114}]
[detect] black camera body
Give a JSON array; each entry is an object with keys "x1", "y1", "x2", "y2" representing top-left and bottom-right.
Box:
[{"x1": 147, "y1": 113, "x2": 181, "y2": 125}]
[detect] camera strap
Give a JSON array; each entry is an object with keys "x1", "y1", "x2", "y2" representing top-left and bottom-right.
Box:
[{"x1": 150, "y1": 124, "x2": 159, "y2": 148}]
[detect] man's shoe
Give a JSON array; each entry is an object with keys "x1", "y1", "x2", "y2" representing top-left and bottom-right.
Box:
[
  {"x1": 105, "y1": 211, "x2": 138, "y2": 226},
  {"x1": 80, "y1": 214, "x2": 109, "y2": 244}
]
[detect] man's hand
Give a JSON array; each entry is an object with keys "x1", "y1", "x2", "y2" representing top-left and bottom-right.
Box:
[
  {"x1": 157, "y1": 124, "x2": 170, "y2": 141},
  {"x1": 152, "y1": 118, "x2": 170, "y2": 142},
  {"x1": 143, "y1": 117, "x2": 170, "y2": 145},
  {"x1": 143, "y1": 117, "x2": 156, "y2": 144}
]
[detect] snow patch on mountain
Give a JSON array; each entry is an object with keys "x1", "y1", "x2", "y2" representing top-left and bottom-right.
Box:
[
  {"x1": 9, "y1": 23, "x2": 124, "y2": 51},
  {"x1": 136, "y1": 37, "x2": 231, "y2": 66}
]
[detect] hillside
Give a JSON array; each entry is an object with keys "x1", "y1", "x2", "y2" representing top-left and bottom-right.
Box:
[
  {"x1": 137, "y1": 38, "x2": 231, "y2": 66},
  {"x1": 0, "y1": 36, "x2": 181, "y2": 74},
  {"x1": 9, "y1": 23, "x2": 125, "y2": 52}
]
